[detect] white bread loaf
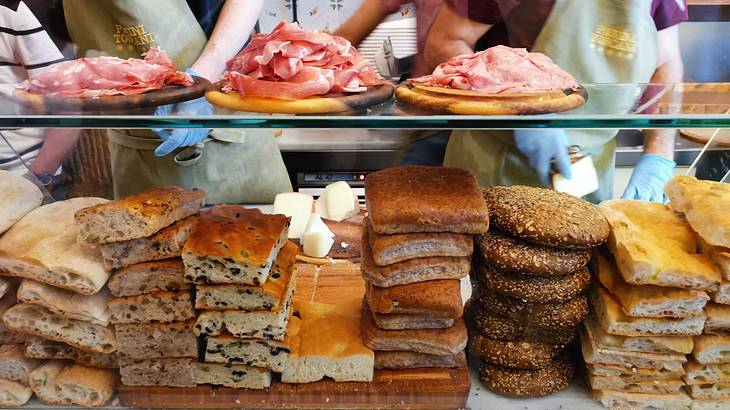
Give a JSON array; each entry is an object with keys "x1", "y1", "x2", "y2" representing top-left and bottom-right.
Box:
[
  {"x1": 29, "y1": 360, "x2": 116, "y2": 406},
  {"x1": 0, "y1": 170, "x2": 42, "y2": 235},
  {"x1": 0, "y1": 344, "x2": 39, "y2": 385},
  {"x1": 665, "y1": 175, "x2": 730, "y2": 248},
  {"x1": 0, "y1": 379, "x2": 32, "y2": 407},
  {"x1": 17, "y1": 280, "x2": 110, "y2": 326}
]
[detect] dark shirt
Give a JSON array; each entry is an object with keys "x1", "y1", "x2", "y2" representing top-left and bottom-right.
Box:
[{"x1": 187, "y1": 0, "x2": 224, "y2": 37}]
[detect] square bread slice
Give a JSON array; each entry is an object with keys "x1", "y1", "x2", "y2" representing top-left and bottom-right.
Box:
[
  {"x1": 361, "y1": 235, "x2": 470, "y2": 288},
  {"x1": 692, "y1": 398, "x2": 730, "y2": 410},
  {"x1": 366, "y1": 219, "x2": 473, "y2": 265},
  {"x1": 706, "y1": 303, "x2": 730, "y2": 335},
  {"x1": 183, "y1": 207, "x2": 289, "y2": 286},
  {"x1": 114, "y1": 321, "x2": 197, "y2": 361},
  {"x1": 361, "y1": 302, "x2": 467, "y2": 356},
  {"x1": 108, "y1": 290, "x2": 195, "y2": 324},
  {"x1": 204, "y1": 334, "x2": 289, "y2": 372},
  {"x1": 590, "y1": 389, "x2": 691, "y2": 410},
  {"x1": 0, "y1": 379, "x2": 31, "y2": 407},
  {"x1": 366, "y1": 279, "x2": 463, "y2": 319},
  {"x1": 587, "y1": 373, "x2": 684, "y2": 394},
  {"x1": 108, "y1": 259, "x2": 190, "y2": 297},
  {"x1": 195, "y1": 240, "x2": 297, "y2": 311},
  {"x1": 584, "y1": 317, "x2": 694, "y2": 355},
  {"x1": 194, "y1": 275, "x2": 295, "y2": 340},
  {"x1": 591, "y1": 286, "x2": 706, "y2": 337},
  {"x1": 375, "y1": 351, "x2": 466, "y2": 370},
  {"x1": 120, "y1": 358, "x2": 195, "y2": 387},
  {"x1": 0, "y1": 197, "x2": 111, "y2": 295},
  {"x1": 714, "y1": 280, "x2": 730, "y2": 305},
  {"x1": 100, "y1": 216, "x2": 199, "y2": 270},
  {"x1": 688, "y1": 383, "x2": 730, "y2": 400},
  {"x1": 599, "y1": 200, "x2": 721, "y2": 291},
  {"x1": 685, "y1": 361, "x2": 730, "y2": 385},
  {"x1": 587, "y1": 363, "x2": 684, "y2": 382},
  {"x1": 281, "y1": 299, "x2": 374, "y2": 383},
  {"x1": 17, "y1": 280, "x2": 111, "y2": 326},
  {"x1": 25, "y1": 337, "x2": 118, "y2": 368},
  {"x1": 364, "y1": 165, "x2": 490, "y2": 234},
  {"x1": 594, "y1": 251, "x2": 709, "y2": 318},
  {"x1": 665, "y1": 175, "x2": 730, "y2": 249},
  {"x1": 30, "y1": 360, "x2": 117, "y2": 407},
  {"x1": 194, "y1": 362, "x2": 271, "y2": 389},
  {"x1": 698, "y1": 238, "x2": 730, "y2": 281},
  {"x1": 693, "y1": 335, "x2": 730, "y2": 365},
  {"x1": 2, "y1": 303, "x2": 116, "y2": 354},
  {"x1": 371, "y1": 309, "x2": 455, "y2": 330},
  {"x1": 74, "y1": 186, "x2": 205, "y2": 244},
  {"x1": 0, "y1": 344, "x2": 39, "y2": 385}
]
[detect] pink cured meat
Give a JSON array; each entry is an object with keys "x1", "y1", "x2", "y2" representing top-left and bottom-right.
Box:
[
  {"x1": 411, "y1": 45, "x2": 579, "y2": 93},
  {"x1": 25, "y1": 48, "x2": 193, "y2": 98},
  {"x1": 224, "y1": 21, "x2": 383, "y2": 100}
]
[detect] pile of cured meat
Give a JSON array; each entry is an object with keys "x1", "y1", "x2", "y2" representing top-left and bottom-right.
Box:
[
  {"x1": 24, "y1": 48, "x2": 193, "y2": 98},
  {"x1": 411, "y1": 45, "x2": 579, "y2": 94},
  {"x1": 223, "y1": 21, "x2": 383, "y2": 100}
]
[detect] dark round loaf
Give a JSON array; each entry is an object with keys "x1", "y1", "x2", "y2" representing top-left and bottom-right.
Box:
[
  {"x1": 479, "y1": 230, "x2": 591, "y2": 277},
  {"x1": 478, "y1": 359, "x2": 575, "y2": 398},
  {"x1": 482, "y1": 186, "x2": 609, "y2": 249},
  {"x1": 477, "y1": 290, "x2": 589, "y2": 330},
  {"x1": 478, "y1": 265, "x2": 591, "y2": 303},
  {"x1": 468, "y1": 333, "x2": 564, "y2": 370}
]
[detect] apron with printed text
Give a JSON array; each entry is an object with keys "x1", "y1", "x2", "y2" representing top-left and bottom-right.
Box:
[
  {"x1": 443, "y1": 0, "x2": 658, "y2": 202},
  {"x1": 62, "y1": 0, "x2": 292, "y2": 203}
]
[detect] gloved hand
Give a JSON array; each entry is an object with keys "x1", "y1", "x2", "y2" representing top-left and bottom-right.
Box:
[
  {"x1": 153, "y1": 69, "x2": 213, "y2": 157},
  {"x1": 622, "y1": 153, "x2": 676, "y2": 202},
  {"x1": 514, "y1": 129, "x2": 572, "y2": 185}
]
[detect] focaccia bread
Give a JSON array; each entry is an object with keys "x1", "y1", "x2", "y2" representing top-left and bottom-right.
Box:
[
  {"x1": 366, "y1": 219, "x2": 473, "y2": 265},
  {"x1": 366, "y1": 279, "x2": 463, "y2": 318},
  {"x1": 665, "y1": 175, "x2": 730, "y2": 248},
  {"x1": 17, "y1": 280, "x2": 111, "y2": 326},
  {"x1": 108, "y1": 259, "x2": 190, "y2": 297},
  {"x1": 698, "y1": 238, "x2": 730, "y2": 281},
  {"x1": 114, "y1": 321, "x2": 197, "y2": 361},
  {"x1": 0, "y1": 344, "x2": 39, "y2": 385},
  {"x1": 0, "y1": 379, "x2": 31, "y2": 407},
  {"x1": 74, "y1": 186, "x2": 205, "y2": 244},
  {"x1": 0, "y1": 170, "x2": 42, "y2": 235},
  {"x1": 183, "y1": 206, "x2": 289, "y2": 285},
  {"x1": 587, "y1": 373, "x2": 684, "y2": 395},
  {"x1": 195, "y1": 240, "x2": 297, "y2": 311},
  {"x1": 100, "y1": 216, "x2": 199, "y2": 270},
  {"x1": 204, "y1": 334, "x2": 290, "y2": 372},
  {"x1": 2, "y1": 303, "x2": 116, "y2": 353},
  {"x1": 685, "y1": 361, "x2": 730, "y2": 385},
  {"x1": 688, "y1": 383, "x2": 730, "y2": 400},
  {"x1": 30, "y1": 361, "x2": 117, "y2": 407},
  {"x1": 364, "y1": 165, "x2": 489, "y2": 234},
  {"x1": 590, "y1": 390, "x2": 691, "y2": 410},
  {"x1": 693, "y1": 335, "x2": 730, "y2": 365},
  {"x1": 194, "y1": 362, "x2": 271, "y2": 389},
  {"x1": 599, "y1": 200, "x2": 721, "y2": 291},
  {"x1": 587, "y1": 363, "x2": 684, "y2": 382},
  {"x1": 0, "y1": 197, "x2": 111, "y2": 295},
  {"x1": 25, "y1": 337, "x2": 119, "y2": 368},
  {"x1": 715, "y1": 281, "x2": 730, "y2": 305},
  {"x1": 120, "y1": 358, "x2": 195, "y2": 387},
  {"x1": 108, "y1": 290, "x2": 194, "y2": 324},
  {"x1": 593, "y1": 251, "x2": 709, "y2": 318},
  {"x1": 374, "y1": 351, "x2": 466, "y2": 370},
  {"x1": 706, "y1": 303, "x2": 730, "y2": 335},
  {"x1": 583, "y1": 317, "x2": 694, "y2": 355}
]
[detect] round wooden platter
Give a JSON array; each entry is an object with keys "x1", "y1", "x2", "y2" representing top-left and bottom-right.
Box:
[
  {"x1": 395, "y1": 82, "x2": 588, "y2": 115},
  {"x1": 13, "y1": 76, "x2": 210, "y2": 114},
  {"x1": 205, "y1": 82, "x2": 395, "y2": 114},
  {"x1": 680, "y1": 128, "x2": 730, "y2": 147}
]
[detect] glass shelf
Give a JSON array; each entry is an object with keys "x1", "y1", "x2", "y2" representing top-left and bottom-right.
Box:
[{"x1": 4, "y1": 83, "x2": 729, "y2": 129}]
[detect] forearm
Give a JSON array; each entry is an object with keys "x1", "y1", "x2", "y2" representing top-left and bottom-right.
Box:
[
  {"x1": 423, "y1": 5, "x2": 490, "y2": 71},
  {"x1": 334, "y1": 0, "x2": 389, "y2": 47},
  {"x1": 643, "y1": 62, "x2": 683, "y2": 160},
  {"x1": 191, "y1": 0, "x2": 264, "y2": 80},
  {"x1": 31, "y1": 129, "x2": 80, "y2": 174}
]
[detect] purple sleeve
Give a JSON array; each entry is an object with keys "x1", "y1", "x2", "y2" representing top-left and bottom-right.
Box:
[
  {"x1": 651, "y1": 0, "x2": 689, "y2": 31},
  {"x1": 446, "y1": 0, "x2": 503, "y2": 25}
]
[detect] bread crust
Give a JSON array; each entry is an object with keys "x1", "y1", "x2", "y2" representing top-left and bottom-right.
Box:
[
  {"x1": 0, "y1": 170, "x2": 42, "y2": 235},
  {"x1": 374, "y1": 351, "x2": 466, "y2": 370},
  {"x1": 478, "y1": 359, "x2": 574, "y2": 398},
  {"x1": 367, "y1": 219, "x2": 473, "y2": 265},
  {"x1": 108, "y1": 259, "x2": 190, "y2": 297},
  {"x1": 475, "y1": 289, "x2": 588, "y2": 330},
  {"x1": 478, "y1": 265, "x2": 591, "y2": 303},
  {"x1": 468, "y1": 334, "x2": 564, "y2": 370},
  {"x1": 366, "y1": 280, "x2": 463, "y2": 318},
  {"x1": 365, "y1": 165, "x2": 489, "y2": 234}
]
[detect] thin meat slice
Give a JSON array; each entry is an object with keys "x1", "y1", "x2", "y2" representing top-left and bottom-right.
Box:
[{"x1": 227, "y1": 66, "x2": 334, "y2": 100}]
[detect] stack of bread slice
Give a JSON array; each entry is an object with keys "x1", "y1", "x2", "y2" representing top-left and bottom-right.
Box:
[
  {"x1": 360, "y1": 166, "x2": 489, "y2": 371},
  {"x1": 665, "y1": 175, "x2": 730, "y2": 409},
  {"x1": 590, "y1": 198, "x2": 720, "y2": 410},
  {"x1": 0, "y1": 197, "x2": 120, "y2": 406},
  {"x1": 188, "y1": 205, "x2": 293, "y2": 389},
  {"x1": 74, "y1": 187, "x2": 204, "y2": 388},
  {"x1": 469, "y1": 186, "x2": 609, "y2": 398}
]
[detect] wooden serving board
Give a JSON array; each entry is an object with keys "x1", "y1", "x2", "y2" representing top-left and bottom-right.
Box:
[
  {"x1": 118, "y1": 262, "x2": 471, "y2": 410},
  {"x1": 14, "y1": 76, "x2": 210, "y2": 114}
]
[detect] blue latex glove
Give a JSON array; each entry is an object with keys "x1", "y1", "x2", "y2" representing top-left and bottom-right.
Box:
[
  {"x1": 622, "y1": 153, "x2": 676, "y2": 202},
  {"x1": 153, "y1": 69, "x2": 213, "y2": 157},
  {"x1": 514, "y1": 129, "x2": 572, "y2": 185}
]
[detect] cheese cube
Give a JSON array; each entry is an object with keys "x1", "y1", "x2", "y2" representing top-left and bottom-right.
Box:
[
  {"x1": 302, "y1": 214, "x2": 335, "y2": 258},
  {"x1": 315, "y1": 181, "x2": 359, "y2": 222},
  {"x1": 273, "y1": 192, "x2": 314, "y2": 239},
  {"x1": 553, "y1": 155, "x2": 599, "y2": 199}
]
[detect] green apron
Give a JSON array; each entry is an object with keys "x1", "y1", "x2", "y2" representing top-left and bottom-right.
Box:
[
  {"x1": 63, "y1": 0, "x2": 292, "y2": 203},
  {"x1": 443, "y1": 0, "x2": 657, "y2": 202}
]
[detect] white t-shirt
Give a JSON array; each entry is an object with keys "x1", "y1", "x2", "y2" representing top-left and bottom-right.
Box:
[{"x1": 0, "y1": 1, "x2": 64, "y2": 173}]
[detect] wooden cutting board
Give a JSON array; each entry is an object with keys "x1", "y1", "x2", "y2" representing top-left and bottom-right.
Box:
[{"x1": 118, "y1": 262, "x2": 471, "y2": 409}]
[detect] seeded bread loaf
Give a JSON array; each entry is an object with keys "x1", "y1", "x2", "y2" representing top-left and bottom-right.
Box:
[
  {"x1": 120, "y1": 358, "x2": 195, "y2": 387},
  {"x1": 25, "y1": 337, "x2": 119, "y2": 368},
  {"x1": 475, "y1": 289, "x2": 588, "y2": 330},
  {"x1": 17, "y1": 280, "x2": 111, "y2": 326},
  {"x1": 108, "y1": 290, "x2": 195, "y2": 324},
  {"x1": 478, "y1": 359, "x2": 574, "y2": 398},
  {"x1": 74, "y1": 186, "x2": 205, "y2": 244},
  {"x1": 478, "y1": 265, "x2": 591, "y2": 303},
  {"x1": 194, "y1": 362, "x2": 271, "y2": 389},
  {"x1": 114, "y1": 321, "x2": 197, "y2": 361},
  {"x1": 108, "y1": 259, "x2": 189, "y2": 297},
  {"x1": 374, "y1": 351, "x2": 466, "y2": 370},
  {"x1": 0, "y1": 379, "x2": 32, "y2": 407},
  {"x1": 468, "y1": 333, "x2": 563, "y2": 370},
  {"x1": 204, "y1": 334, "x2": 289, "y2": 372}
]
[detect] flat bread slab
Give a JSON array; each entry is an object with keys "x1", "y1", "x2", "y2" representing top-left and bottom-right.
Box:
[
  {"x1": 205, "y1": 83, "x2": 394, "y2": 114},
  {"x1": 366, "y1": 279, "x2": 463, "y2": 318},
  {"x1": 665, "y1": 175, "x2": 730, "y2": 249},
  {"x1": 0, "y1": 170, "x2": 42, "y2": 235}
]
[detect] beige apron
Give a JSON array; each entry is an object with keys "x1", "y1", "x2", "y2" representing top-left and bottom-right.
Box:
[
  {"x1": 63, "y1": 0, "x2": 292, "y2": 203},
  {"x1": 443, "y1": 0, "x2": 658, "y2": 202}
]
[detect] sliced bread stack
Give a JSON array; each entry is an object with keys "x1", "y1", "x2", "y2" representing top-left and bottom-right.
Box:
[
  {"x1": 665, "y1": 175, "x2": 730, "y2": 410},
  {"x1": 469, "y1": 186, "x2": 609, "y2": 398},
  {"x1": 590, "y1": 199, "x2": 720, "y2": 410},
  {"x1": 360, "y1": 166, "x2": 489, "y2": 371},
  {"x1": 188, "y1": 205, "x2": 292, "y2": 389},
  {"x1": 0, "y1": 197, "x2": 120, "y2": 406}
]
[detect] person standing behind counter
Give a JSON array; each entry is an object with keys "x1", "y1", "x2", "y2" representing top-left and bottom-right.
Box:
[
  {"x1": 60, "y1": 0, "x2": 292, "y2": 204},
  {"x1": 424, "y1": 0, "x2": 687, "y2": 203}
]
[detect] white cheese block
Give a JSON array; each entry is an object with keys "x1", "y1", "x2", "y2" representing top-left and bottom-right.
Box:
[
  {"x1": 273, "y1": 192, "x2": 313, "y2": 239},
  {"x1": 315, "y1": 182, "x2": 359, "y2": 222},
  {"x1": 553, "y1": 155, "x2": 599, "y2": 199},
  {"x1": 302, "y1": 214, "x2": 335, "y2": 258}
]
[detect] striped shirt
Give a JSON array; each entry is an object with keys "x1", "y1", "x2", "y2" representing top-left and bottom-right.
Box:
[{"x1": 0, "y1": 0, "x2": 64, "y2": 173}]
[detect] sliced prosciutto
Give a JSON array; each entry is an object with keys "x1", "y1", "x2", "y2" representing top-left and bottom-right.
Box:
[
  {"x1": 411, "y1": 45, "x2": 579, "y2": 94},
  {"x1": 24, "y1": 48, "x2": 193, "y2": 98},
  {"x1": 224, "y1": 21, "x2": 384, "y2": 100}
]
